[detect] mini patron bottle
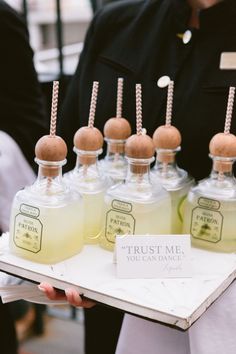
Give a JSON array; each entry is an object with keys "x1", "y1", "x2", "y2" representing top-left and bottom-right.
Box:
[
  {"x1": 100, "y1": 84, "x2": 171, "y2": 251},
  {"x1": 99, "y1": 78, "x2": 131, "y2": 183},
  {"x1": 152, "y1": 81, "x2": 194, "y2": 234},
  {"x1": 64, "y1": 81, "x2": 106, "y2": 244},
  {"x1": 9, "y1": 82, "x2": 84, "y2": 263},
  {"x1": 183, "y1": 87, "x2": 236, "y2": 252}
]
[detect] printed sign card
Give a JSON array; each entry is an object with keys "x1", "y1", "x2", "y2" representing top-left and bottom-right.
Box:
[{"x1": 116, "y1": 235, "x2": 192, "y2": 279}]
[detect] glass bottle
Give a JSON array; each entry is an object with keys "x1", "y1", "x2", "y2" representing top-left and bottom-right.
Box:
[
  {"x1": 183, "y1": 139, "x2": 236, "y2": 252},
  {"x1": 9, "y1": 137, "x2": 84, "y2": 263},
  {"x1": 9, "y1": 81, "x2": 84, "y2": 263},
  {"x1": 99, "y1": 78, "x2": 131, "y2": 184},
  {"x1": 64, "y1": 81, "x2": 106, "y2": 244},
  {"x1": 152, "y1": 147, "x2": 194, "y2": 234},
  {"x1": 152, "y1": 80, "x2": 194, "y2": 234},
  {"x1": 99, "y1": 84, "x2": 171, "y2": 251},
  {"x1": 64, "y1": 137, "x2": 106, "y2": 245},
  {"x1": 183, "y1": 86, "x2": 236, "y2": 252}
]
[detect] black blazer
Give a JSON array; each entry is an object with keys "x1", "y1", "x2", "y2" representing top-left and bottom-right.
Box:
[{"x1": 59, "y1": 0, "x2": 236, "y2": 179}]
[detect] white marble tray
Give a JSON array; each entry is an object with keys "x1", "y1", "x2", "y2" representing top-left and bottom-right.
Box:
[{"x1": 0, "y1": 233, "x2": 236, "y2": 330}]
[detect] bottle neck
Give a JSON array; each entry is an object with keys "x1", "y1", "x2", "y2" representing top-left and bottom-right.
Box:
[
  {"x1": 126, "y1": 157, "x2": 154, "y2": 184},
  {"x1": 154, "y1": 148, "x2": 181, "y2": 178},
  {"x1": 105, "y1": 138, "x2": 126, "y2": 161},
  {"x1": 74, "y1": 147, "x2": 102, "y2": 177},
  {"x1": 36, "y1": 158, "x2": 66, "y2": 182},
  {"x1": 210, "y1": 155, "x2": 235, "y2": 181},
  {"x1": 34, "y1": 158, "x2": 67, "y2": 195}
]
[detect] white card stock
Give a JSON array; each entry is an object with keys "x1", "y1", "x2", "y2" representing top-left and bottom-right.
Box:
[{"x1": 116, "y1": 235, "x2": 192, "y2": 278}]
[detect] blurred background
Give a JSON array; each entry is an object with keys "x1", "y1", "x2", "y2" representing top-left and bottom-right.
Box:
[
  {"x1": 5, "y1": 0, "x2": 119, "y2": 79},
  {"x1": 4, "y1": 0, "x2": 121, "y2": 122}
]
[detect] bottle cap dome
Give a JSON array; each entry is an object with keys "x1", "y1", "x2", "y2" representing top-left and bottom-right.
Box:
[
  {"x1": 209, "y1": 132, "x2": 236, "y2": 157},
  {"x1": 209, "y1": 133, "x2": 236, "y2": 172},
  {"x1": 125, "y1": 134, "x2": 155, "y2": 159},
  {"x1": 73, "y1": 127, "x2": 103, "y2": 165},
  {"x1": 153, "y1": 125, "x2": 181, "y2": 150},
  {"x1": 35, "y1": 135, "x2": 67, "y2": 161},
  {"x1": 104, "y1": 117, "x2": 131, "y2": 140},
  {"x1": 74, "y1": 126, "x2": 103, "y2": 151}
]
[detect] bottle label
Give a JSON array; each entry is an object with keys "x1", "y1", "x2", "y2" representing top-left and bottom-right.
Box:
[
  {"x1": 20, "y1": 204, "x2": 40, "y2": 217},
  {"x1": 105, "y1": 200, "x2": 135, "y2": 244},
  {"x1": 190, "y1": 198, "x2": 223, "y2": 243},
  {"x1": 112, "y1": 199, "x2": 132, "y2": 213},
  {"x1": 13, "y1": 204, "x2": 42, "y2": 253},
  {"x1": 198, "y1": 197, "x2": 220, "y2": 210}
]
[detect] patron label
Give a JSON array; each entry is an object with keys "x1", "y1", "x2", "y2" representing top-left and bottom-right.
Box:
[
  {"x1": 14, "y1": 204, "x2": 42, "y2": 253},
  {"x1": 20, "y1": 204, "x2": 40, "y2": 218},
  {"x1": 198, "y1": 197, "x2": 220, "y2": 210},
  {"x1": 105, "y1": 200, "x2": 135, "y2": 244},
  {"x1": 112, "y1": 200, "x2": 132, "y2": 213},
  {"x1": 191, "y1": 199, "x2": 223, "y2": 243}
]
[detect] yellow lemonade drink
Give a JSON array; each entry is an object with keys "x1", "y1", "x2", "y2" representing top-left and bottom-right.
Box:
[
  {"x1": 100, "y1": 189, "x2": 171, "y2": 251},
  {"x1": 168, "y1": 180, "x2": 194, "y2": 234},
  {"x1": 183, "y1": 187, "x2": 236, "y2": 253},
  {"x1": 82, "y1": 191, "x2": 105, "y2": 244},
  {"x1": 64, "y1": 161, "x2": 107, "y2": 245},
  {"x1": 152, "y1": 151, "x2": 194, "y2": 235},
  {"x1": 9, "y1": 199, "x2": 84, "y2": 263}
]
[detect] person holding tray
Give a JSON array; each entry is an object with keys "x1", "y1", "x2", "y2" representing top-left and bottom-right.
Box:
[{"x1": 40, "y1": 0, "x2": 236, "y2": 353}]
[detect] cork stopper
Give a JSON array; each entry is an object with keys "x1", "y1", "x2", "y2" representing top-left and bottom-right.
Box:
[
  {"x1": 103, "y1": 78, "x2": 131, "y2": 153},
  {"x1": 153, "y1": 126, "x2": 181, "y2": 150},
  {"x1": 35, "y1": 81, "x2": 67, "y2": 177},
  {"x1": 73, "y1": 81, "x2": 103, "y2": 165},
  {"x1": 125, "y1": 84, "x2": 154, "y2": 173},
  {"x1": 125, "y1": 134, "x2": 155, "y2": 159},
  {"x1": 153, "y1": 81, "x2": 181, "y2": 163},
  {"x1": 35, "y1": 135, "x2": 67, "y2": 162},
  {"x1": 209, "y1": 87, "x2": 236, "y2": 172},
  {"x1": 210, "y1": 133, "x2": 236, "y2": 157},
  {"x1": 210, "y1": 133, "x2": 236, "y2": 172}
]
